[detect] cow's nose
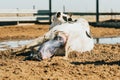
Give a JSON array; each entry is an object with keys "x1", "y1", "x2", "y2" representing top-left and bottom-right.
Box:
[{"x1": 63, "y1": 16, "x2": 67, "y2": 21}]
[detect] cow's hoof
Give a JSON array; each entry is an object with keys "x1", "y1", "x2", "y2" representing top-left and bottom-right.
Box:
[{"x1": 23, "y1": 54, "x2": 42, "y2": 61}]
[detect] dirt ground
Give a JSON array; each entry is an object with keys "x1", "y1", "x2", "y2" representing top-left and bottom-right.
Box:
[{"x1": 0, "y1": 24, "x2": 120, "y2": 80}]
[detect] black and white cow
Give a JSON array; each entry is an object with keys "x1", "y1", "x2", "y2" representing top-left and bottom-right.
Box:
[{"x1": 15, "y1": 12, "x2": 94, "y2": 61}]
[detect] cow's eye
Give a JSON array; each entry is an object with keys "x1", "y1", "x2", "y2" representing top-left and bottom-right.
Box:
[
  {"x1": 68, "y1": 18, "x2": 72, "y2": 21},
  {"x1": 63, "y1": 16, "x2": 67, "y2": 21}
]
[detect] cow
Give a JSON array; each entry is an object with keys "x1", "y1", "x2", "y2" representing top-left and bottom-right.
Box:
[{"x1": 12, "y1": 12, "x2": 94, "y2": 61}]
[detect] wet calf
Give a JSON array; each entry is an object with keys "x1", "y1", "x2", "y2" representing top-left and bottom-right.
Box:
[{"x1": 24, "y1": 31, "x2": 67, "y2": 61}]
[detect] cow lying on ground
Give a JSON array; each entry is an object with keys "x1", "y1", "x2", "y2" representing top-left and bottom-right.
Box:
[{"x1": 12, "y1": 12, "x2": 94, "y2": 61}]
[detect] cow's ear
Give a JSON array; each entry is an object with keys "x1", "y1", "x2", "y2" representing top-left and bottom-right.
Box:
[
  {"x1": 68, "y1": 13, "x2": 72, "y2": 17},
  {"x1": 57, "y1": 12, "x2": 61, "y2": 18},
  {"x1": 68, "y1": 13, "x2": 73, "y2": 21}
]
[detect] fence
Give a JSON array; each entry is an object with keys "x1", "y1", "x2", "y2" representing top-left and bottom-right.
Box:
[
  {"x1": 0, "y1": 9, "x2": 120, "y2": 26},
  {"x1": 0, "y1": 9, "x2": 51, "y2": 25}
]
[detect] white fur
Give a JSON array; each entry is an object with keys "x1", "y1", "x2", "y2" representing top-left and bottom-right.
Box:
[
  {"x1": 49, "y1": 19, "x2": 94, "y2": 56},
  {"x1": 24, "y1": 17, "x2": 94, "y2": 58}
]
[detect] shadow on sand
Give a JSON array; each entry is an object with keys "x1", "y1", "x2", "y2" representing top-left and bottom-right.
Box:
[{"x1": 71, "y1": 60, "x2": 120, "y2": 66}]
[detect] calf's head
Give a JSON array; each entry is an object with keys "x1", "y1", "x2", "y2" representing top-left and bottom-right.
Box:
[
  {"x1": 24, "y1": 31, "x2": 68, "y2": 61},
  {"x1": 38, "y1": 31, "x2": 68, "y2": 60}
]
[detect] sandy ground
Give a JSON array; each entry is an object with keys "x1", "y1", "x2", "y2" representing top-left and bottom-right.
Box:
[
  {"x1": 0, "y1": 24, "x2": 120, "y2": 41},
  {"x1": 0, "y1": 24, "x2": 120, "y2": 80}
]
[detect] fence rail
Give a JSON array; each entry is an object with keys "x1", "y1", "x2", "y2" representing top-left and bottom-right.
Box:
[
  {"x1": 0, "y1": 9, "x2": 120, "y2": 25},
  {"x1": 0, "y1": 9, "x2": 37, "y2": 13},
  {"x1": 0, "y1": 9, "x2": 51, "y2": 25},
  {"x1": 61, "y1": 12, "x2": 120, "y2": 15},
  {"x1": 0, "y1": 17, "x2": 37, "y2": 22}
]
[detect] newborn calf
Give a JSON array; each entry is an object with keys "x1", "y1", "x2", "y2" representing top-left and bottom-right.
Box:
[{"x1": 24, "y1": 31, "x2": 67, "y2": 61}]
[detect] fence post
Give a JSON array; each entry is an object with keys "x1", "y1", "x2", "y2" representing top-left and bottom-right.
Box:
[
  {"x1": 16, "y1": 8, "x2": 19, "y2": 25},
  {"x1": 96, "y1": 0, "x2": 99, "y2": 23},
  {"x1": 96, "y1": 38, "x2": 99, "y2": 44},
  {"x1": 49, "y1": 0, "x2": 52, "y2": 24}
]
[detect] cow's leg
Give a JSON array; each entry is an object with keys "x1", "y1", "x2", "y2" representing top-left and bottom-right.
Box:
[
  {"x1": 64, "y1": 47, "x2": 69, "y2": 59},
  {"x1": 11, "y1": 36, "x2": 45, "y2": 54},
  {"x1": 64, "y1": 37, "x2": 71, "y2": 60},
  {"x1": 25, "y1": 36, "x2": 47, "y2": 49},
  {"x1": 11, "y1": 31, "x2": 53, "y2": 54}
]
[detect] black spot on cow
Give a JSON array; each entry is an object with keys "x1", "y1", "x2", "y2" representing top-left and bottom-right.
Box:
[
  {"x1": 63, "y1": 16, "x2": 67, "y2": 21},
  {"x1": 57, "y1": 12, "x2": 61, "y2": 18},
  {"x1": 86, "y1": 31, "x2": 91, "y2": 38}
]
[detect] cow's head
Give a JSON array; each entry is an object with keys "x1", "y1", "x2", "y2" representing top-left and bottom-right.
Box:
[
  {"x1": 50, "y1": 12, "x2": 73, "y2": 29},
  {"x1": 53, "y1": 12, "x2": 72, "y2": 23}
]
